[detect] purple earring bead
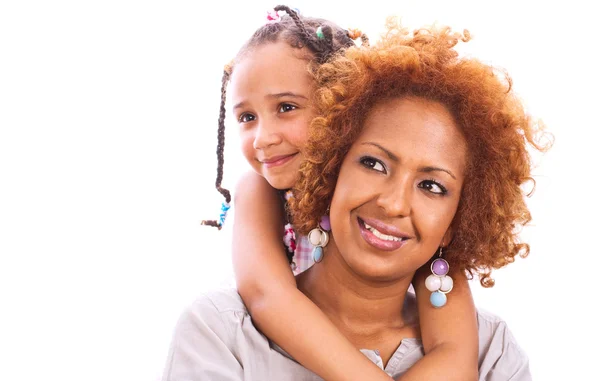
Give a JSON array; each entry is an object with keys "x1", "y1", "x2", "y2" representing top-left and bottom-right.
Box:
[
  {"x1": 431, "y1": 258, "x2": 449, "y2": 276},
  {"x1": 319, "y1": 215, "x2": 331, "y2": 231}
]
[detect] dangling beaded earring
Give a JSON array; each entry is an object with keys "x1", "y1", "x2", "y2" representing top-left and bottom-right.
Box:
[
  {"x1": 425, "y1": 246, "x2": 454, "y2": 308},
  {"x1": 308, "y1": 215, "x2": 330, "y2": 263}
]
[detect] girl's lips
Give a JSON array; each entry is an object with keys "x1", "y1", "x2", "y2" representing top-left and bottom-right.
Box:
[
  {"x1": 358, "y1": 217, "x2": 408, "y2": 252},
  {"x1": 260, "y1": 153, "x2": 298, "y2": 168}
]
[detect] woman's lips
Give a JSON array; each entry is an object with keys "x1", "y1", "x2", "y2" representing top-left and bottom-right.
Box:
[
  {"x1": 260, "y1": 153, "x2": 298, "y2": 168},
  {"x1": 358, "y1": 217, "x2": 408, "y2": 252}
]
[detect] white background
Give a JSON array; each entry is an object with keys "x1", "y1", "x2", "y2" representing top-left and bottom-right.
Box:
[{"x1": 1, "y1": 1, "x2": 597, "y2": 380}]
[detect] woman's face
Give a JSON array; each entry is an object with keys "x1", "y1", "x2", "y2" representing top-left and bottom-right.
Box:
[
  {"x1": 329, "y1": 97, "x2": 467, "y2": 282},
  {"x1": 230, "y1": 41, "x2": 315, "y2": 190}
]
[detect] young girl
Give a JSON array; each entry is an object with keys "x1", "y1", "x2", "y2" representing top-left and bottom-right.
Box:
[{"x1": 203, "y1": 6, "x2": 478, "y2": 380}]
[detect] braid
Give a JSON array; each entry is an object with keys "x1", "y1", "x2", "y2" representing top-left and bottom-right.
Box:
[
  {"x1": 319, "y1": 25, "x2": 336, "y2": 63},
  {"x1": 274, "y1": 6, "x2": 314, "y2": 47},
  {"x1": 274, "y1": 5, "x2": 325, "y2": 56},
  {"x1": 215, "y1": 69, "x2": 232, "y2": 204},
  {"x1": 201, "y1": 69, "x2": 231, "y2": 229}
]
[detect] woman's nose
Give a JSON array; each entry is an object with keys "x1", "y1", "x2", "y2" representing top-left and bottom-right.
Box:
[{"x1": 376, "y1": 180, "x2": 412, "y2": 217}]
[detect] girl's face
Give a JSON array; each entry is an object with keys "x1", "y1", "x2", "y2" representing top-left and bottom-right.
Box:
[
  {"x1": 230, "y1": 41, "x2": 315, "y2": 190},
  {"x1": 329, "y1": 97, "x2": 468, "y2": 282}
]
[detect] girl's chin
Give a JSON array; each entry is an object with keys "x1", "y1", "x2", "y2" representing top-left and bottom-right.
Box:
[
  {"x1": 264, "y1": 172, "x2": 300, "y2": 190},
  {"x1": 266, "y1": 177, "x2": 296, "y2": 190}
]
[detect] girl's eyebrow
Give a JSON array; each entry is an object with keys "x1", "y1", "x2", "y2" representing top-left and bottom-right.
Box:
[
  {"x1": 361, "y1": 142, "x2": 456, "y2": 179},
  {"x1": 266, "y1": 92, "x2": 308, "y2": 100},
  {"x1": 233, "y1": 101, "x2": 246, "y2": 111},
  {"x1": 233, "y1": 92, "x2": 308, "y2": 111}
]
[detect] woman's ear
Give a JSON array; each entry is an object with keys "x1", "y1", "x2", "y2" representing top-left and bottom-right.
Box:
[{"x1": 441, "y1": 227, "x2": 454, "y2": 247}]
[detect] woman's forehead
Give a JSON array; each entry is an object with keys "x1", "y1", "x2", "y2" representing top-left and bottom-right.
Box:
[{"x1": 355, "y1": 97, "x2": 467, "y2": 173}]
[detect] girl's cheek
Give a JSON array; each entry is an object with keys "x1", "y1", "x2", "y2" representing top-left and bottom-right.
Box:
[
  {"x1": 293, "y1": 128, "x2": 309, "y2": 148},
  {"x1": 294, "y1": 116, "x2": 313, "y2": 147},
  {"x1": 240, "y1": 135, "x2": 256, "y2": 163}
]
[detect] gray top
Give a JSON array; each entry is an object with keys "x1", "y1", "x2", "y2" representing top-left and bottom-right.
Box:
[{"x1": 162, "y1": 288, "x2": 531, "y2": 381}]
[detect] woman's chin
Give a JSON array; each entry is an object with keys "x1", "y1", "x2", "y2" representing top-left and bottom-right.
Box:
[{"x1": 344, "y1": 254, "x2": 406, "y2": 283}]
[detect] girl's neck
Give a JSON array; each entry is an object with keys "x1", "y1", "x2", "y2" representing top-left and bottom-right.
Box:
[{"x1": 296, "y1": 239, "x2": 416, "y2": 338}]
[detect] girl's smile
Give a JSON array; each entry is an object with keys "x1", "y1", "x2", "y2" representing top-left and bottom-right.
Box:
[{"x1": 259, "y1": 152, "x2": 300, "y2": 168}]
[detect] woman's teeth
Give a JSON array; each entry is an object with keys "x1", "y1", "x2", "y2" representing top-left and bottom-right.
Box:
[{"x1": 363, "y1": 222, "x2": 403, "y2": 242}]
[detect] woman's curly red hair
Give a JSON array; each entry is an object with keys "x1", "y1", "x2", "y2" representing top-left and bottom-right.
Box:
[{"x1": 291, "y1": 19, "x2": 551, "y2": 287}]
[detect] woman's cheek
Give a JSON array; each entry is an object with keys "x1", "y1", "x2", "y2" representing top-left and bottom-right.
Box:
[{"x1": 422, "y1": 202, "x2": 457, "y2": 243}]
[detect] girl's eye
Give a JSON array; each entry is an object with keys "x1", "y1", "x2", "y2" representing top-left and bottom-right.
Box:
[
  {"x1": 418, "y1": 180, "x2": 448, "y2": 195},
  {"x1": 360, "y1": 156, "x2": 386, "y2": 174},
  {"x1": 278, "y1": 103, "x2": 297, "y2": 113},
  {"x1": 238, "y1": 113, "x2": 256, "y2": 123}
]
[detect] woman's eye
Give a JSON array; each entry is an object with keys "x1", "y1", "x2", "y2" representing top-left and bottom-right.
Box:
[
  {"x1": 360, "y1": 157, "x2": 386, "y2": 173},
  {"x1": 419, "y1": 180, "x2": 447, "y2": 195},
  {"x1": 278, "y1": 103, "x2": 297, "y2": 113},
  {"x1": 238, "y1": 113, "x2": 256, "y2": 123}
]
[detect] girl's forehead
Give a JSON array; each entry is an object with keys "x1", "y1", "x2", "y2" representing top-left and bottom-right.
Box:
[
  {"x1": 229, "y1": 42, "x2": 314, "y2": 99},
  {"x1": 235, "y1": 40, "x2": 311, "y2": 68}
]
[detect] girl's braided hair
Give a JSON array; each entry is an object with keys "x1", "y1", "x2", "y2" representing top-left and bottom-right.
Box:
[{"x1": 202, "y1": 5, "x2": 367, "y2": 229}]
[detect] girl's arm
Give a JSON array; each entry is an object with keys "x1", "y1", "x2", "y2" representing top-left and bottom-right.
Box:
[
  {"x1": 232, "y1": 171, "x2": 392, "y2": 381},
  {"x1": 399, "y1": 267, "x2": 479, "y2": 381}
]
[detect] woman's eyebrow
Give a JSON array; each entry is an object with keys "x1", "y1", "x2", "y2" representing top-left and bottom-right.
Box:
[
  {"x1": 361, "y1": 142, "x2": 457, "y2": 179},
  {"x1": 419, "y1": 166, "x2": 456, "y2": 180},
  {"x1": 361, "y1": 142, "x2": 399, "y2": 162}
]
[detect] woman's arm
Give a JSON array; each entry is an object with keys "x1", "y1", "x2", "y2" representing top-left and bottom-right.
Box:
[
  {"x1": 398, "y1": 267, "x2": 479, "y2": 381},
  {"x1": 233, "y1": 171, "x2": 392, "y2": 381}
]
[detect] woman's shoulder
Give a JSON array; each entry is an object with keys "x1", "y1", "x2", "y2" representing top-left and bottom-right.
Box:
[
  {"x1": 161, "y1": 288, "x2": 250, "y2": 380},
  {"x1": 171, "y1": 288, "x2": 247, "y2": 341},
  {"x1": 476, "y1": 308, "x2": 526, "y2": 352},
  {"x1": 171, "y1": 288, "x2": 249, "y2": 347},
  {"x1": 475, "y1": 309, "x2": 531, "y2": 380},
  {"x1": 184, "y1": 288, "x2": 249, "y2": 322}
]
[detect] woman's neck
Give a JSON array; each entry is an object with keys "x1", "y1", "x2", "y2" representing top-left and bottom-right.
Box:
[{"x1": 296, "y1": 239, "x2": 416, "y2": 340}]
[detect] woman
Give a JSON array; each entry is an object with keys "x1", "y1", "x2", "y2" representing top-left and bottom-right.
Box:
[{"x1": 162, "y1": 20, "x2": 547, "y2": 380}]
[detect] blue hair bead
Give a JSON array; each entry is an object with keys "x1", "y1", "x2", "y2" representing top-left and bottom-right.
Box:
[{"x1": 219, "y1": 202, "x2": 231, "y2": 226}]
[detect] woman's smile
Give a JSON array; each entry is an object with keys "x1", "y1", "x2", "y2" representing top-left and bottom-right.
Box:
[{"x1": 357, "y1": 217, "x2": 411, "y2": 252}]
